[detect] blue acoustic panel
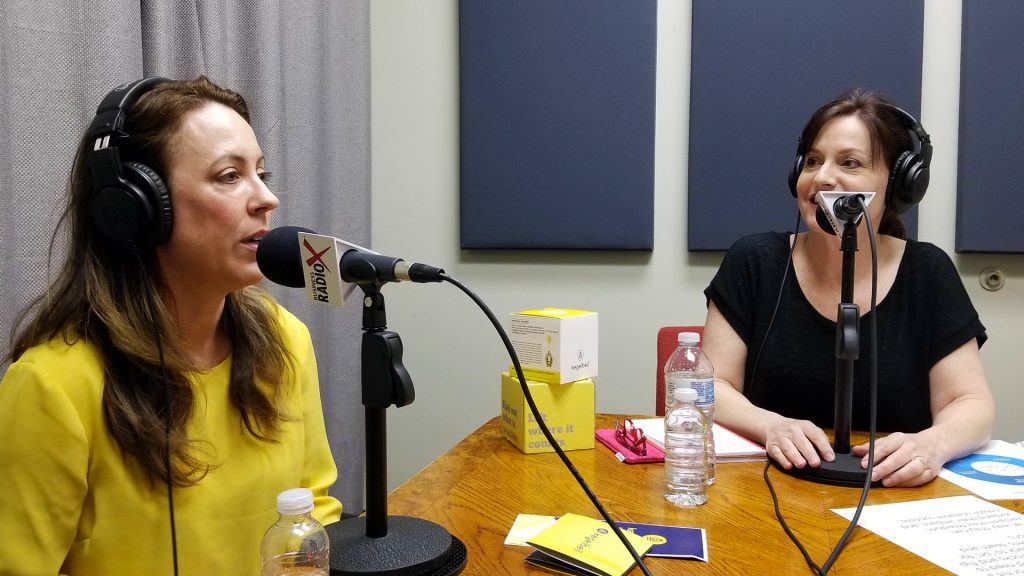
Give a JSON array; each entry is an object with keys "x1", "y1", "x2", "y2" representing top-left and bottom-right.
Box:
[
  {"x1": 688, "y1": 0, "x2": 923, "y2": 251},
  {"x1": 459, "y1": 0, "x2": 657, "y2": 250},
  {"x1": 957, "y1": 2, "x2": 1024, "y2": 253}
]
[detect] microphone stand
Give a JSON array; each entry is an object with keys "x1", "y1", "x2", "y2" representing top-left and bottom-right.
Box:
[
  {"x1": 780, "y1": 219, "x2": 876, "y2": 487},
  {"x1": 327, "y1": 283, "x2": 467, "y2": 575}
]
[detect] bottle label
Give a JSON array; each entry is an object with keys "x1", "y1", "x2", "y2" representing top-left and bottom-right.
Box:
[
  {"x1": 666, "y1": 376, "x2": 714, "y2": 408},
  {"x1": 665, "y1": 375, "x2": 685, "y2": 407},
  {"x1": 689, "y1": 378, "x2": 715, "y2": 407}
]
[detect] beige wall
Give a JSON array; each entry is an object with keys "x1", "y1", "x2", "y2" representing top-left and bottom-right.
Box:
[{"x1": 371, "y1": 0, "x2": 1024, "y2": 490}]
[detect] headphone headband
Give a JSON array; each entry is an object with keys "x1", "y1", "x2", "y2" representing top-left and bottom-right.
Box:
[
  {"x1": 884, "y1": 103, "x2": 932, "y2": 165},
  {"x1": 793, "y1": 103, "x2": 929, "y2": 157},
  {"x1": 89, "y1": 77, "x2": 171, "y2": 142}
]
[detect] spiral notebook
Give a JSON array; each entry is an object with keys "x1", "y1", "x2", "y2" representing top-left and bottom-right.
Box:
[{"x1": 630, "y1": 418, "x2": 767, "y2": 463}]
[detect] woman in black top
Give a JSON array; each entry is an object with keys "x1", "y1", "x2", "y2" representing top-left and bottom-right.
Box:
[{"x1": 702, "y1": 90, "x2": 994, "y2": 487}]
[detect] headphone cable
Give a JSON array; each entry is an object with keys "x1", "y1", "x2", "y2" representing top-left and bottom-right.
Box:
[
  {"x1": 157, "y1": 328, "x2": 180, "y2": 576},
  {"x1": 747, "y1": 210, "x2": 802, "y2": 398},
  {"x1": 131, "y1": 248, "x2": 180, "y2": 576}
]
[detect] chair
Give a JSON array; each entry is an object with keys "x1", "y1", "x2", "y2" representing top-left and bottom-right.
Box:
[{"x1": 655, "y1": 325, "x2": 704, "y2": 416}]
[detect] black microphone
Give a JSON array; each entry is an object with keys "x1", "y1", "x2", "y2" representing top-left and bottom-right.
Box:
[
  {"x1": 815, "y1": 192, "x2": 867, "y2": 236},
  {"x1": 815, "y1": 205, "x2": 835, "y2": 235},
  {"x1": 256, "y1": 225, "x2": 445, "y2": 287}
]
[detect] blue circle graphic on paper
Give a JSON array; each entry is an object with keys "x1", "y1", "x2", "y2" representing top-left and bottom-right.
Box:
[{"x1": 945, "y1": 454, "x2": 1024, "y2": 485}]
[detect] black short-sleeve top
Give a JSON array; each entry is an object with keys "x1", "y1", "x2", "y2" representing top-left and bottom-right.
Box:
[{"x1": 704, "y1": 232, "x2": 986, "y2": 433}]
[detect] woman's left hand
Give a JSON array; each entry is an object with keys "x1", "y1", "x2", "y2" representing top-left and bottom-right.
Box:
[{"x1": 851, "y1": 431, "x2": 944, "y2": 487}]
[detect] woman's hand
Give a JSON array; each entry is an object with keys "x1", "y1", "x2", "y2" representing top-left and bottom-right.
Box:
[
  {"x1": 852, "y1": 431, "x2": 943, "y2": 487},
  {"x1": 762, "y1": 415, "x2": 836, "y2": 469}
]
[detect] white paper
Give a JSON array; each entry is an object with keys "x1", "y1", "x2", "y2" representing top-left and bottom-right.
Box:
[
  {"x1": 832, "y1": 496, "x2": 1024, "y2": 575},
  {"x1": 939, "y1": 440, "x2": 1024, "y2": 501},
  {"x1": 631, "y1": 418, "x2": 766, "y2": 461}
]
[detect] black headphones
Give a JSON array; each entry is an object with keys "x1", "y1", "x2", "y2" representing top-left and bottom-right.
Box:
[
  {"x1": 88, "y1": 77, "x2": 175, "y2": 246},
  {"x1": 788, "y1": 103, "x2": 932, "y2": 215}
]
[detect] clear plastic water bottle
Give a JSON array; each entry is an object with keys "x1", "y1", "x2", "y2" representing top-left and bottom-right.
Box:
[
  {"x1": 664, "y1": 331, "x2": 716, "y2": 485},
  {"x1": 664, "y1": 387, "x2": 708, "y2": 506},
  {"x1": 261, "y1": 488, "x2": 330, "y2": 576}
]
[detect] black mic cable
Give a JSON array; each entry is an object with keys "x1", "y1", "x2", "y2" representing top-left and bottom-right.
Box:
[
  {"x1": 760, "y1": 199, "x2": 879, "y2": 575},
  {"x1": 439, "y1": 274, "x2": 654, "y2": 576}
]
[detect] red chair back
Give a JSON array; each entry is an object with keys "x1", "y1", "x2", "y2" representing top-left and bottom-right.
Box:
[{"x1": 655, "y1": 326, "x2": 704, "y2": 415}]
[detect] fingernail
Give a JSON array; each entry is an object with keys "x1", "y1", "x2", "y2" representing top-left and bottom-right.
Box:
[
  {"x1": 826, "y1": 453, "x2": 835, "y2": 462},
  {"x1": 861, "y1": 458, "x2": 868, "y2": 468}
]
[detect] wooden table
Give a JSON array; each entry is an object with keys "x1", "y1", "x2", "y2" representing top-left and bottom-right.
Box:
[{"x1": 388, "y1": 415, "x2": 1022, "y2": 575}]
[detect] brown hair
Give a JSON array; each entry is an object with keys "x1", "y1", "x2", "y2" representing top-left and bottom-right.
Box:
[
  {"x1": 7, "y1": 76, "x2": 291, "y2": 486},
  {"x1": 798, "y1": 89, "x2": 914, "y2": 238}
]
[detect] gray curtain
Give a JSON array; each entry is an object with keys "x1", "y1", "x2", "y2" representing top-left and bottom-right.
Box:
[{"x1": 0, "y1": 0, "x2": 369, "y2": 514}]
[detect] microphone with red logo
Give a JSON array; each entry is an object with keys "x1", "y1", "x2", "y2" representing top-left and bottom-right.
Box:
[{"x1": 256, "y1": 226, "x2": 445, "y2": 290}]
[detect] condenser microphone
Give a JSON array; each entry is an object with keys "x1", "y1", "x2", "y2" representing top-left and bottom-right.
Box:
[
  {"x1": 815, "y1": 191, "x2": 876, "y2": 236},
  {"x1": 256, "y1": 225, "x2": 445, "y2": 288}
]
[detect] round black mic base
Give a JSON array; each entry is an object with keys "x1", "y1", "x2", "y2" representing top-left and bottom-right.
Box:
[
  {"x1": 328, "y1": 516, "x2": 467, "y2": 576},
  {"x1": 775, "y1": 452, "x2": 884, "y2": 488}
]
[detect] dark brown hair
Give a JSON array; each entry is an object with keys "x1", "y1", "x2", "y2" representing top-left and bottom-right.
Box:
[
  {"x1": 798, "y1": 89, "x2": 914, "y2": 238},
  {"x1": 7, "y1": 76, "x2": 292, "y2": 486}
]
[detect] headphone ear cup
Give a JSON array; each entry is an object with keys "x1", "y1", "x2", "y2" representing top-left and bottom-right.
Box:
[
  {"x1": 886, "y1": 151, "x2": 911, "y2": 214},
  {"x1": 887, "y1": 151, "x2": 930, "y2": 215},
  {"x1": 901, "y1": 156, "x2": 929, "y2": 212},
  {"x1": 91, "y1": 177, "x2": 154, "y2": 244},
  {"x1": 123, "y1": 162, "x2": 173, "y2": 245},
  {"x1": 913, "y1": 162, "x2": 929, "y2": 203},
  {"x1": 789, "y1": 154, "x2": 804, "y2": 198}
]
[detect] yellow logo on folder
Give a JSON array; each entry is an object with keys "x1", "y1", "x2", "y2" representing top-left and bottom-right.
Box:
[{"x1": 526, "y1": 513, "x2": 654, "y2": 576}]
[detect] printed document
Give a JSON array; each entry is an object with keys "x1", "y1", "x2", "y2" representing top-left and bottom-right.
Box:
[
  {"x1": 832, "y1": 496, "x2": 1024, "y2": 575},
  {"x1": 939, "y1": 440, "x2": 1024, "y2": 500}
]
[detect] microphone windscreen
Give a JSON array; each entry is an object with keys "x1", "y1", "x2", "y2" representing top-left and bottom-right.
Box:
[
  {"x1": 257, "y1": 226, "x2": 316, "y2": 288},
  {"x1": 815, "y1": 204, "x2": 838, "y2": 236}
]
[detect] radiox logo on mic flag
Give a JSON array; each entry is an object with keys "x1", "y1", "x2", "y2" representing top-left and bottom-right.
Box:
[{"x1": 299, "y1": 232, "x2": 349, "y2": 306}]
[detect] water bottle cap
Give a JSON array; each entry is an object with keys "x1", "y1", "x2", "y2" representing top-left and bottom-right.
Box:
[
  {"x1": 277, "y1": 487, "x2": 315, "y2": 515},
  {"x1": 673, "y1": 387, "x2": 698, "y2": 403},
  {"x1": 677, "y1": 332, "x2": 701, "y2": 345}
]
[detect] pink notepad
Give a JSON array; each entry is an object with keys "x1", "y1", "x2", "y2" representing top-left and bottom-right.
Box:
[{"x1": 595, "y1": 429, "x2": 665, "y2": 463}]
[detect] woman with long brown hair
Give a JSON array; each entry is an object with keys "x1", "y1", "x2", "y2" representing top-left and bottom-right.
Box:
[{"x1": 0, "y1": 76, "x2": 341, "y2": 574}]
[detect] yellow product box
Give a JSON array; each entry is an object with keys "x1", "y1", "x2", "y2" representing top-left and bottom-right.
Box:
[
  {"x1": 501, "y1": 372, "x2": 595, "y2": 454},
  {"x1": 509, "y1": 308, "x2": 598, "y2": 384}
]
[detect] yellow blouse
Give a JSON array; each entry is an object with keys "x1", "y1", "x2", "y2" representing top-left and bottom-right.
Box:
[{"x1": 0, "y1": 304, "x2": 342, "y2": 575}]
